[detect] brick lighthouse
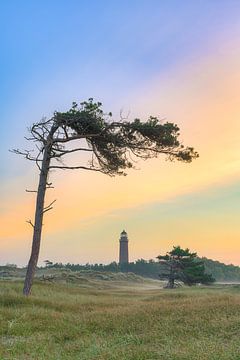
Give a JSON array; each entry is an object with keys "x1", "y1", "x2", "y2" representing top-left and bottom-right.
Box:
[{"x1": 119, "y1": 230, "x2": 129, "y2": 264}]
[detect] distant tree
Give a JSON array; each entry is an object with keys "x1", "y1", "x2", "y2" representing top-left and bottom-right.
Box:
[
  {"x1": 44, "y1": 260, "x2": 53, "y2": 268},
  {"x1": 5, "y1": 263, "x2": 17, "y2": 269},
  {"x1": 12, "y1": 99, "x2": 198, "y2": 296},
  {"x1": 157, "y1": 246, "x2": 215, "y2": 288},
  {"x1": 202, "y1": 258, "x2": 240, "y2": 282}
]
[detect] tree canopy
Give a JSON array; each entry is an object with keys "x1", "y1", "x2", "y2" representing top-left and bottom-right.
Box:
[
  {"x1": 157, "y1": 246, "x2": 215, "y2": 288},
  {"x1": 14, "y1": 99, "x2": 198, "y2": 175}
]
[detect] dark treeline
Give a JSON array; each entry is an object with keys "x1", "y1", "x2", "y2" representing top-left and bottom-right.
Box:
[
  {"x1": 43, "y1": 259, "x2": 159, "y2": 278},
  {"x1": 203, "y1": 258, "x2": 240, "y2": 282},
  {"x1": 43, "y1": 258, "x2": 240, "y2": 282}
]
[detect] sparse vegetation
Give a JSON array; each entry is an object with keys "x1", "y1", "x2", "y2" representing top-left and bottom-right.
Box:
[
  {"x1": 20, "y1": 256, "x2": 240, "y2": 283},
  {"x1": 1, "y1": 279, "x2": 240, "y2": 359}
]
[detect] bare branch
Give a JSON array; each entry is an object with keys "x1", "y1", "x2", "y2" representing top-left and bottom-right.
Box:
[
  {"x1": 42, "y1": 199, "x2": 57, "y2": 214},
  {"x1": 62, "y1": 126, "x2": 69, "y2": 139},
  {"x1": 53, "y1": 147, "x2": 92, "y2": 153},
  {"x1": 49, "y1": 165, "x2": 102, "y2": 172},
  {"x1": 26, "y1": 220, "x2": 34, "y2": 228},
  {"x1": 43, "y1": 199, "x2": 57, "y2": 210},
  {"x1": 46, "y1": 181, "x2": 54, "y2": 189},
  {"x1": 24, "y1": 136, "x2": 36, "y2": 141},
  {"x1": 31, "y1": 126, "x2": 46, "y2": 143},
  {"x1": 35, "y1": 149, "x2": 42, "y2": 171},
  {"x1": 52, "y1": 147, "x2": 93, "y2": 158},
  {"x1": 42, "y1": 207, "x2": 53, "y2": 214},
  {"x1": 26, "y1": 189, "x2": 37, "y2": 193},
  {"x1": 52, "y1": 133, "x2": 99, "y2": 143},
  {"x1": 10, "y1": 149, "x2": 40, "y2": 162}
]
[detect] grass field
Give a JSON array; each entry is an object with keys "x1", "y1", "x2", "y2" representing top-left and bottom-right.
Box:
[{"x1": 1, "y1": 276, "x2": 240, "y2": 360}]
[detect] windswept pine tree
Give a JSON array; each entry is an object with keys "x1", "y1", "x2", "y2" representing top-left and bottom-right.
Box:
[
  {"x1": 157, "y1": 246, "x2": 215, "y2": 288},
  {"x1": 13, "y1": 99, "x2": 198, "y2": 296}
]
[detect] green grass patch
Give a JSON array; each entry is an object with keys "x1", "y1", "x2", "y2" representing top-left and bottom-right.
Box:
[{"x1": 1, "y1": 280, "x2": 240, "y2": 359}]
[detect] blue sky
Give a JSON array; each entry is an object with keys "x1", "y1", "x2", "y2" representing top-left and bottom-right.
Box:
[
  {"x1": 1, "y1": 0, "x2": 239, "y2": 172},
  {"x1": 1, "y1": 0, "x2": 239, "y2": 114},
  {"x1": 1, "y1": 1, "x2": 240, "y2": 265}
]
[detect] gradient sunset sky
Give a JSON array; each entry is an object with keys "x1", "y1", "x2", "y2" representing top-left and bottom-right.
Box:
[{"x1": 1, "y1": 1, "x2": 240, "y2": 266}]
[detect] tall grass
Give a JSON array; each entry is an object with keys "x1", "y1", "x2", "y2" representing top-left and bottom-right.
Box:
[{"x1": 1, "y1": 281, "x2": 240, "y2": 359}]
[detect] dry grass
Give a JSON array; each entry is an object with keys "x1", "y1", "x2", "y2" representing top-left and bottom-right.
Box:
[{"x1": 1, "y1": 280, "x2": 240, "y2": 359}]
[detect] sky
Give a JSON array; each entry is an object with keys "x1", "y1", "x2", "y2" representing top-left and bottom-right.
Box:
[{"x1": 1, "y1": 1, "x2": 240, "y2": 266}]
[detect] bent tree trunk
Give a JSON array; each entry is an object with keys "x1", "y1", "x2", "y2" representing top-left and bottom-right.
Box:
[{"x1": 23, "y1": 144, "x2": 51, "y2": 296}]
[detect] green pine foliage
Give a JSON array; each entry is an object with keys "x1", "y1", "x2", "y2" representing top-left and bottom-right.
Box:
[
  {"x1": 157, "y1": 246, "x2": 215, "y2": 288},
  {"x1": 52, "y1": 99, "x2": 198, "y2": 176}
]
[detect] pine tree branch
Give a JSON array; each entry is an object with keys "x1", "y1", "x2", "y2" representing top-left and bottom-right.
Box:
[
  {"x1": 49, "y1": 165, "x2": 102, "y2": 172},
  {"x1": 52, "y1": 133, "x2": 99, "y2": 143},
  {"x1": 52, "y1": 147, "x2": 93, "y2": 158}
]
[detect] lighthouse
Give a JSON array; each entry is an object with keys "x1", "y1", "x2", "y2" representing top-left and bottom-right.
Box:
[{"x1": 119, "y1": 230, "x2": 129, "y2": 264}]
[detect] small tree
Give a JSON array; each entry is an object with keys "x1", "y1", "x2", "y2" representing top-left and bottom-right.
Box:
[
  {"x1": 157, "y1": 246, "x2": 215, "y2": 288},
  {"x1": 44, "y1": 260, "x2": 53, "y2": 268},
  {"x1": 12, "y1": 99, "x2": 198, "y2": 296}
]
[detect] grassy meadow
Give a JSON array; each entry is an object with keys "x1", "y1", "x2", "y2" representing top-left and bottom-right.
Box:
[{"x1": 1, "y1": 275, "x2": 240, "y2": 359}]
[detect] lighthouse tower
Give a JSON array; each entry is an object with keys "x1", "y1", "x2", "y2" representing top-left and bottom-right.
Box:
[{"x1": 119, "y1": 230, "x2": 129, "y2": 264}]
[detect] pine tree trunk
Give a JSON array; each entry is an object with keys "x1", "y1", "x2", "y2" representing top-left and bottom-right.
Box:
[
  {"x1": 167, "y1": 277, "x2": 174, "y2": 289},
  {"x1": 23, "y1": 144, "x2": 51, "y2": 296},
  {"x1": 167, "y1": 264, "x2": 175, "y2": 289}
]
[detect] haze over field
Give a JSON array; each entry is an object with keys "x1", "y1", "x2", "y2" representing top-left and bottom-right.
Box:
[{"x1": 1, "y1": 1, "x2": 240, "y2": 266}]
